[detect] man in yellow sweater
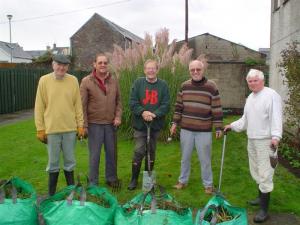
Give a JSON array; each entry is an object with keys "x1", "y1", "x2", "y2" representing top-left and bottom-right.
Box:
[{"x1": 34, "y1": 54, "x2": 84, "y2": 196}]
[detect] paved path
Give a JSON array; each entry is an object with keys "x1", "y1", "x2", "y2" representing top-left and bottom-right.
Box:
[
  {"x1": 248, "y1": 213, "x2": 300, "y2": 225},
  {"x1": 0, "y1": 109, "x2": 33, "y2": 126}
]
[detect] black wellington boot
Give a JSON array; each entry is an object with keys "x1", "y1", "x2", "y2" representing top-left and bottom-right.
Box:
[
  {"x1": 253, "y1": 192, "x2": 270, "y2": 223},
  {"x1": 248, "y1": 189, "x2": 261, "y2": 206},
  {"x1": 128, "y1": 162, "x2": 141, "y2": 190},
  {"x1": 48, "y1": 172, "x2": 59, "y2": 196},
  {"x1": 64, "y1": 170, "x2": 75, "y2": 186}
]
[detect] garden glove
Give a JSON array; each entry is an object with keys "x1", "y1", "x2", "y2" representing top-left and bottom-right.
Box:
[
  {"x1": 37, "y1": 130, "x2": 47, "y2": 144},
  {"x1": 77, "y1": 127, "x2": 86, "y2": 140}
]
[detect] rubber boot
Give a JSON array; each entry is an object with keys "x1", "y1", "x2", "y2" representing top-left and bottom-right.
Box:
[
  {"x1": 248, "y1": 189, "x2": 261, "y2": 206},
  {"x1": 48, "y1": 172, "x2": 59, "y2": 196},
  {"x1": 253, "y1": 192, "x2": 270, "y2": 223},
  {"x1": 128, "y1": 162, "x2": 141, "y2": 190},
  {"x1": 64, "y1": 170, "x2": 74, "y2": 186}
]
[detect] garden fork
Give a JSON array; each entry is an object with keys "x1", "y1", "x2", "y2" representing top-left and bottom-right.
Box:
[{"x1": 110, "y1": 179, "x2": 122, "y2": 193}]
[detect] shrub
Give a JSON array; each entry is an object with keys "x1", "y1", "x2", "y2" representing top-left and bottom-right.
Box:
[{"x1": 277, "y1": 41, "x2": 300, "y2": 168}]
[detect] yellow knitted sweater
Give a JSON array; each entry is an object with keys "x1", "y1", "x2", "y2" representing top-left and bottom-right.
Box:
[{"x1": 34, "y1": 73, "x2": 84, "y2": 134}]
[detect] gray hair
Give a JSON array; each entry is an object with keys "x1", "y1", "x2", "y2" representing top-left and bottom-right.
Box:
[{"x1": 246, "y1": 69, "x2": 264, "y2": 81}]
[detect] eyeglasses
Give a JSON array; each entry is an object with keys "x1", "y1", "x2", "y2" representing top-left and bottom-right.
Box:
[
  {"x1": 189, "y1": 68, "x2": 201, "y2": 73},
  {"x1": 98, "y1": 61, "x2": 108, "y2": 65}
]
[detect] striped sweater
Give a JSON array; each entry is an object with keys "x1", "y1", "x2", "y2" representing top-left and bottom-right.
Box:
[{"x1": 172, "y1": 77, "x2": 223, "y2": 132}]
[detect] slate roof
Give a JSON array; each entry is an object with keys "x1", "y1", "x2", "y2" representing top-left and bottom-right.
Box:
[
  {"x1": 71, "y1": 13, "x2": 143, "y2": 43},
  {"x1": 26, "y1": 50, "x2": 47, "y2": 58},
  {"x1": 0, "y1": 41, "x2": 33, "y2": 59}
]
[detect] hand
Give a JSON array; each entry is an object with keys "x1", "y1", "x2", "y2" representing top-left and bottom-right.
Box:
[
  {"x1": 142, "y1": 111, "x2": 155, "y2": 122},
  {"x1": 223, "y1": 125, "x2": 232, "y2": 133},
  {"x1": 170, "y1": 123, "x2": 177, "y2": 136},
  {"x1": 77, "y1": 127, "x2": 86, "y2": 139},
  {"x1": 270, "y1": 139, "x2": 279, "y2": 150},
  {"x1": 37, "y1": 130, "x2": 47, "y2": 144},
  {"x1": 113, "y1": 118, "x2": 121, "y2": 127},
  {"x1": 216, "y1": 130, "x2": 222, "y2": 139}
]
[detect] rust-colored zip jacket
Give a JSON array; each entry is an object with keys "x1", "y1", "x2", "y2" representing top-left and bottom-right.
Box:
[{"x1": 80, "y1": 73, "x2": 122, "y2": 128}]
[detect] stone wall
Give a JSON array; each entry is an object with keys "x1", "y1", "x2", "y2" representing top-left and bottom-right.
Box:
[
  {"x1": 71, "y1": 15, "x2": 126, "y2": 71},
  {"x1": 206, "y1": 63, "x2": 268, "y2": 109},
  {"x1": 177, "y1": 33, "x2": 266, "y2": 62}
]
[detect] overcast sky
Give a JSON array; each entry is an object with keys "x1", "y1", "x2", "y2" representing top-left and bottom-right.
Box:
[{"x1": 0, "y1": 0, "x2": 271, "y2": 51}]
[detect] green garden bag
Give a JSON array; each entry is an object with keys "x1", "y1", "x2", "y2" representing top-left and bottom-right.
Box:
[
  {"x1": 39, "y1": 185, "x2": 118, "y2": 225},
  {"x1": 194, "y1": 195, "x2": 248, "y2": 225},
  {"x1": 0, "y1": 177, "x2": 38, "y2": 225},
  {"x1": 115, "y1": 187, "x2": 193, "y2": 225}
]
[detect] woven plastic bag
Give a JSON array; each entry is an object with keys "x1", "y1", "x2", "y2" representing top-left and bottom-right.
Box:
[
  {"x1": 115, "y1": 187, "x2": 193, "y2": 225},
  {"x1": 0, "y1": 177, "x2": 38, "y2": 225},
  {"x1": 195, "y1": 195, "x2": 248, "y2": 225},
  {"x1": 39, "y1": 185, "x2": 118, "y2": 225}
]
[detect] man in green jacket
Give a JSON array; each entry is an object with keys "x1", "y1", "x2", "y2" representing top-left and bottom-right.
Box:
[{"x1": 128, "y1": 59, "x2": 170, "y2": 190}]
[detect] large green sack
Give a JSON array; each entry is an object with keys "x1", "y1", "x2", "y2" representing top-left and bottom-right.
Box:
[
  {"x1": 194, "y1": 195, "x2": 248, "y2": 225},
  {"x1": 115, "y1": 191, "x2": 193, "y2": 225},
  {"x1": 39, "y1": 185, "x2": 118, "y2": 225},
  {"x1": 0, "y1": 177, "x2": 38, "y2": 225}
]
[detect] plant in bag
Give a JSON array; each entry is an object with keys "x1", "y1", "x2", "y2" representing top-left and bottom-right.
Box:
[
  {"x1": 0, "y1": 177, "x2": 38, "y2": 225},
  {"x1": 39, "y1": 176, "x2": 118, "y2": 225},
  {"x1": 115, "y1": 186, "x2": 194, "y2": 225}
]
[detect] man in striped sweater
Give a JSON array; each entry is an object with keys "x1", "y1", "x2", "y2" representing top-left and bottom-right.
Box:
[{"x1": 170, "y1": 59, "x2": 223, "y2": 194}]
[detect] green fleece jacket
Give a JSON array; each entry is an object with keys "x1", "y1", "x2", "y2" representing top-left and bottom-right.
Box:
[{"x1": 129, "y1": 77, "x2": 170, "y2": 131}]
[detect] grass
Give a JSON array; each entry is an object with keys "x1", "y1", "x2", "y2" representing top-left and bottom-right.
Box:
[{"x1": 0, "y1": 116, "x2": 299, "y2": 216}]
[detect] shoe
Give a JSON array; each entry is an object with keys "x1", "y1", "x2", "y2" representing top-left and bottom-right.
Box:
[
  {"x1": 173, "y1": 182, "x2": 187, "y2": 190},
  {"x1": 204, "y1": 186, "x2": 214, "y2": 194}
]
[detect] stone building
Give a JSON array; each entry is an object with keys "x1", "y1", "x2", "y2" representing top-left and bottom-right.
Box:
[
  {"x1": 71, "y1": 13, "x2": 143, "y2": 71},
  {"x1": 177, "y1": 33, "x2": 267, "y2": 110}
]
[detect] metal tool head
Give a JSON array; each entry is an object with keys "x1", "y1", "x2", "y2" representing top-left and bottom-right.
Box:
[{"x1": 108, "y1": 179, "x2": 122, "y2": 193}]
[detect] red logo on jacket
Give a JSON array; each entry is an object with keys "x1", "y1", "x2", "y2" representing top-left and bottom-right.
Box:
[{"x1": 142, "y1": 89, "x2": 158, "y2": 105}]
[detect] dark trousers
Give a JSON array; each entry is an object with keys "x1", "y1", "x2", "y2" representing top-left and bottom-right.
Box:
[
  {"x1": 132, "y1": 129, "x2": 160, "y2": 164},
  {"x1": 88, "y1": 123, "x2": 117, "y2": 185}
]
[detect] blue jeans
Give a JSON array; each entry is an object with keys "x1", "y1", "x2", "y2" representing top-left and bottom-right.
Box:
[
  {"x1": 178, "y1": 129, "x2": 213, "y2": 188},
  {"x1": 46, "y1": 131, "x2": 77, "y2": 173}
]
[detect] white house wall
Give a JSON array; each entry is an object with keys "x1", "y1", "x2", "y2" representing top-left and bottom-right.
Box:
[{"x1": 270, "y1": 0, "x2": 300, "y2": 101}]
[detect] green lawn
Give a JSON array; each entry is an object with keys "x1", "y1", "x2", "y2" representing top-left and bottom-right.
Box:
[{"x1": 0, "y1": 117, "x2": 299, "y2": 216}]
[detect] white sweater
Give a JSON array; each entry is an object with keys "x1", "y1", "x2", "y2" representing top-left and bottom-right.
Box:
[{"x1": 231, "y1": 87, "x2": 282, "y2": 140}]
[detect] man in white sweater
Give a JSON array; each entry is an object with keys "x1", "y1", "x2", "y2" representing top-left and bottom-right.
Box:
[{"x1": 224, "y1": 69, "x2": 282, "y2": 223}]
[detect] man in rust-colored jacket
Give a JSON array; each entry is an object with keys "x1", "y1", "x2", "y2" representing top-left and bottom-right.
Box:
[{"x1": 80, "y1": 54, "x2": 122, "y2": 186}]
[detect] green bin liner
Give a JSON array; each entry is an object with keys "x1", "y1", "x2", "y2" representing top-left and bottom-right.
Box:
[
  {"x1": 0, "y1": 177, "x2": 38, "y2": 225},
  {"x1": 115, "y1": 191, "x2": 193, "y2": 225},
  {"x1": 195, "y1": 195, "x2": 248, "y2": 225},
  {"x1": 39, "y1": 185, "x2": 118, "y2": 225}
]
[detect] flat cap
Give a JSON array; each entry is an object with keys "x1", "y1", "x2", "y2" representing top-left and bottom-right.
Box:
[{"x1": 52, "y1": 54, "x2": 71, "y2": 64}]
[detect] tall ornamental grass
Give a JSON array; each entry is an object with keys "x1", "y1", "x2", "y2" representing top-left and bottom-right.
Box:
[{"x1": 107, "y1": 28, "x2": 198, "y2": 139}]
